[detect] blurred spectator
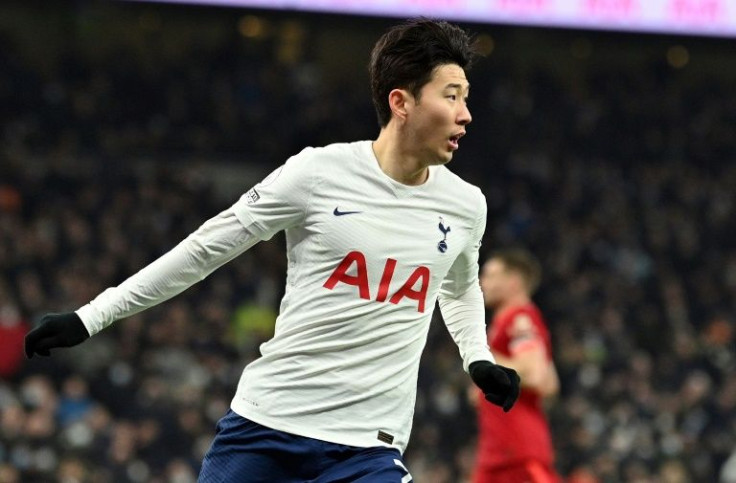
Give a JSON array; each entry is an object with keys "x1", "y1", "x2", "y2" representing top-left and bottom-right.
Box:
[
  {"x1": 56, "y1": 376, "x2": 94, "y2": 426},
  {"x1": 0, "y1": 300, "x2": 28, "y2": 378},
  {"x1": 0, "y1": 464, "x2": 20, "y2": 483}
]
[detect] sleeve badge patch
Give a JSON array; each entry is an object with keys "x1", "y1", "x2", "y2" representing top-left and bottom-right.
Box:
[{"x1": 245, "y1": 188, "x2": 260, "y2": 204}]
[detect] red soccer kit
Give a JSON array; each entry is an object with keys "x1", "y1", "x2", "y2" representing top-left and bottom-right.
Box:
[{"x1": 474, "y1": 303, "x2": 559, "y2": 483}]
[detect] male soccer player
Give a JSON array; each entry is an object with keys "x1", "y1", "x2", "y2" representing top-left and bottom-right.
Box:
[
  {"x1": 24, "y1": 19, "x2": 520, "y2": 482},
  {"x1": 474, "y1": 249, "x2": 560, "y2": 483}
]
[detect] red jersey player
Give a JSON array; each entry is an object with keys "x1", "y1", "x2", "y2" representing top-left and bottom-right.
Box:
[{"x1": 474, "y1": 248, "x2": 560, "y2": 483}]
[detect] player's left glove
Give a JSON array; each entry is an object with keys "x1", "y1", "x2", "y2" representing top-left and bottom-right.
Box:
[
  {"x1": 24, "y1": 312, "x2": 90, "y2": 358},
  {"x1": 469, "y1": 360, "x2": 521, "y2": 412}
]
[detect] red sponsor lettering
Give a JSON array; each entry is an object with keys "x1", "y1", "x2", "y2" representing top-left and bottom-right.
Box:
[
  {"x1": 376, "y1": 258, "x2": 397, "y2": 303},
  {"x1": 323, "y1": 250, "x2": 370, "y2": 300},
  {"x1": 389, "y1": 266, "x2": 430, "y2": 313},
  {"x1": 324, "y1": 251, "x2": 430, "y2": 313}
]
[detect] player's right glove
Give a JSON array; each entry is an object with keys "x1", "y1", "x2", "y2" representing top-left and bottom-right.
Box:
[
  {"x1": 24, "y1": 312, "x2": 90, "y2": 358},
  {"x1": 469, "y1": 360, "x2": 521, "y2": 412}
]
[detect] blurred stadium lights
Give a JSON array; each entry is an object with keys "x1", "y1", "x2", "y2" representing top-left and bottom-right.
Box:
[
  {"x1": 276, "y1": 20, "x2": 306, "y2": 64},
  {"x1": 667, "y1": 44, "x2": 690, "y2": 68},
  {"x1": 475, "y1": 33, "x2": 495, "y2": 57},
  {"x1": 238, "y1": 15, "x2": 268, "y2": 39}
]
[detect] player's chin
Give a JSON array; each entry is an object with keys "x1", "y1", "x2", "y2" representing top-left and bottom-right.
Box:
[{"x1": 436, "y1": 149, "x2": 454, "y2": 165}]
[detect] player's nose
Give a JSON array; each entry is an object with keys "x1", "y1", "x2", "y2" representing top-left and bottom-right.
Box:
[{"x1": 457, "y1": 102, "x2": 472, "y2": 126}]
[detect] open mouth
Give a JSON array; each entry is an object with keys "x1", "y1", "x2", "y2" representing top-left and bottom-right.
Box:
[{"x1": 448, "y1": 132, "x2": 464, "y2": 150}]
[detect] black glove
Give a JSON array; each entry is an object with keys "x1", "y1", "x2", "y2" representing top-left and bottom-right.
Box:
[
  {"x1": 24, "y1": 312, "x2": 90, "y2": 358},
  {"x1": 469, "y1": 360, "x2": 521, "y2": 412}
]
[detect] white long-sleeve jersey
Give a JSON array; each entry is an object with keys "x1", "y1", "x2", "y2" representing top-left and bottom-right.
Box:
[{"x1": 77, "y1": 140, "x2": 494, "y2": 453}]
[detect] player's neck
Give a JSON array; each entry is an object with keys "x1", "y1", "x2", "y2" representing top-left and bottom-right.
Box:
[
  {"x1": 372, "y1": 129, "x2": 429, "y2": 186},
  {"x1": 495, "y1": 294, "x2": 531, "y2": 314}
]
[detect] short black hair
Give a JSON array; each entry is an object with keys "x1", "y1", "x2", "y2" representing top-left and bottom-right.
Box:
[
  {"x1": 369, "y1": 18, "x2": 476, "y2": 127},
  {"x1": 490, "y1": 248, "x2": 542, "y2": 295}
]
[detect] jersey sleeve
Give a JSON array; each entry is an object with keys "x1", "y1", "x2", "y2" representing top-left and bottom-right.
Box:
[
  {"x1": 232, "y1": 147, "x2": 320, "y2": 241},
  {"x1": 76, "y1": 207, "x2": 259, "y2": 336},
  {"x1": 438, "y1": 192, "x2": 494, "y2": 371},
  {"x1": 440, "y1": 190, "x2": 487, "y2": 297},
  {"x1": 505, "y1": 311, "x2": 547, "y2": 356}
]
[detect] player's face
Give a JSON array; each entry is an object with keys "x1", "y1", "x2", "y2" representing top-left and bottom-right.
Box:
[
  {"x1": 407, "y1": 64, "x2": 472, "y2": 165},
  {"x1": 480, "y1": 259, "x2": 513, "y2": 309}
]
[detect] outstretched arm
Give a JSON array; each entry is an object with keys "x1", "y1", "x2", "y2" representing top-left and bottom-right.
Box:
[
  {"x1": 25, "y1": 208, "x2": 258, "y2": 357},
  {"x1": 76, "y1": 207, "x2": 258, "y2": 336},
  {"x1": 25, "y1": 148, "x2": 321, "y2": 358}
]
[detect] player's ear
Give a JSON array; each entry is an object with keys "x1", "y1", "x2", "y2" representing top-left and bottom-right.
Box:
[{"x1": 388, "y1": 88, "x2": 412, "y2": 123}]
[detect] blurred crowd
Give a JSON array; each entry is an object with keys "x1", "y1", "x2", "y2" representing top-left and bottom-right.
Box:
[{"x1": 2, "y1": 4, "x2": 736, "y2": 482}]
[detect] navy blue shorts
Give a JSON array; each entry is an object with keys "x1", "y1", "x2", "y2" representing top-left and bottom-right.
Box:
[{"x1": 198, "y1": 410, "x2": 412, "y2": 482}]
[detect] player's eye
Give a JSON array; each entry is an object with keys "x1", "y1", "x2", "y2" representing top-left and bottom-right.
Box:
[{"x1": 446, "y1": 95, "x2": 457, "y2": 101}]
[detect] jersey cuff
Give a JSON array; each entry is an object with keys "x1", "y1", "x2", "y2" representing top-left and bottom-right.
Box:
[
  {"x1": 465, "y1": 352, "x2": 496, "y2": 372},
  {"x1": 76, "y1": 304, "x2": 104, "y2": 337}
]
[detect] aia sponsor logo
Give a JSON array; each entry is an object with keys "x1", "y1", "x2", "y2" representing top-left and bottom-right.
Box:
[{"x1": 323, "y1": 251, "x2": 430, "y2": 313}]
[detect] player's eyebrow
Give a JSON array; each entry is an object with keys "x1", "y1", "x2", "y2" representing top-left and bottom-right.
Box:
[{"x1": 445, "y1": 83, "x2": 470, "y2": 93}]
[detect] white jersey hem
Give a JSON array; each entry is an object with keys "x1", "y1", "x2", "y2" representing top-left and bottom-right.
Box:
[{"x1": 229, "y1": 400, "x2": 403, "y2": 453}]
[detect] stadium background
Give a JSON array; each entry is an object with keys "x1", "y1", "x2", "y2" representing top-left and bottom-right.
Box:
[{"x1": 2, "y1": 1, "x2": 736, "y2": 481}]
